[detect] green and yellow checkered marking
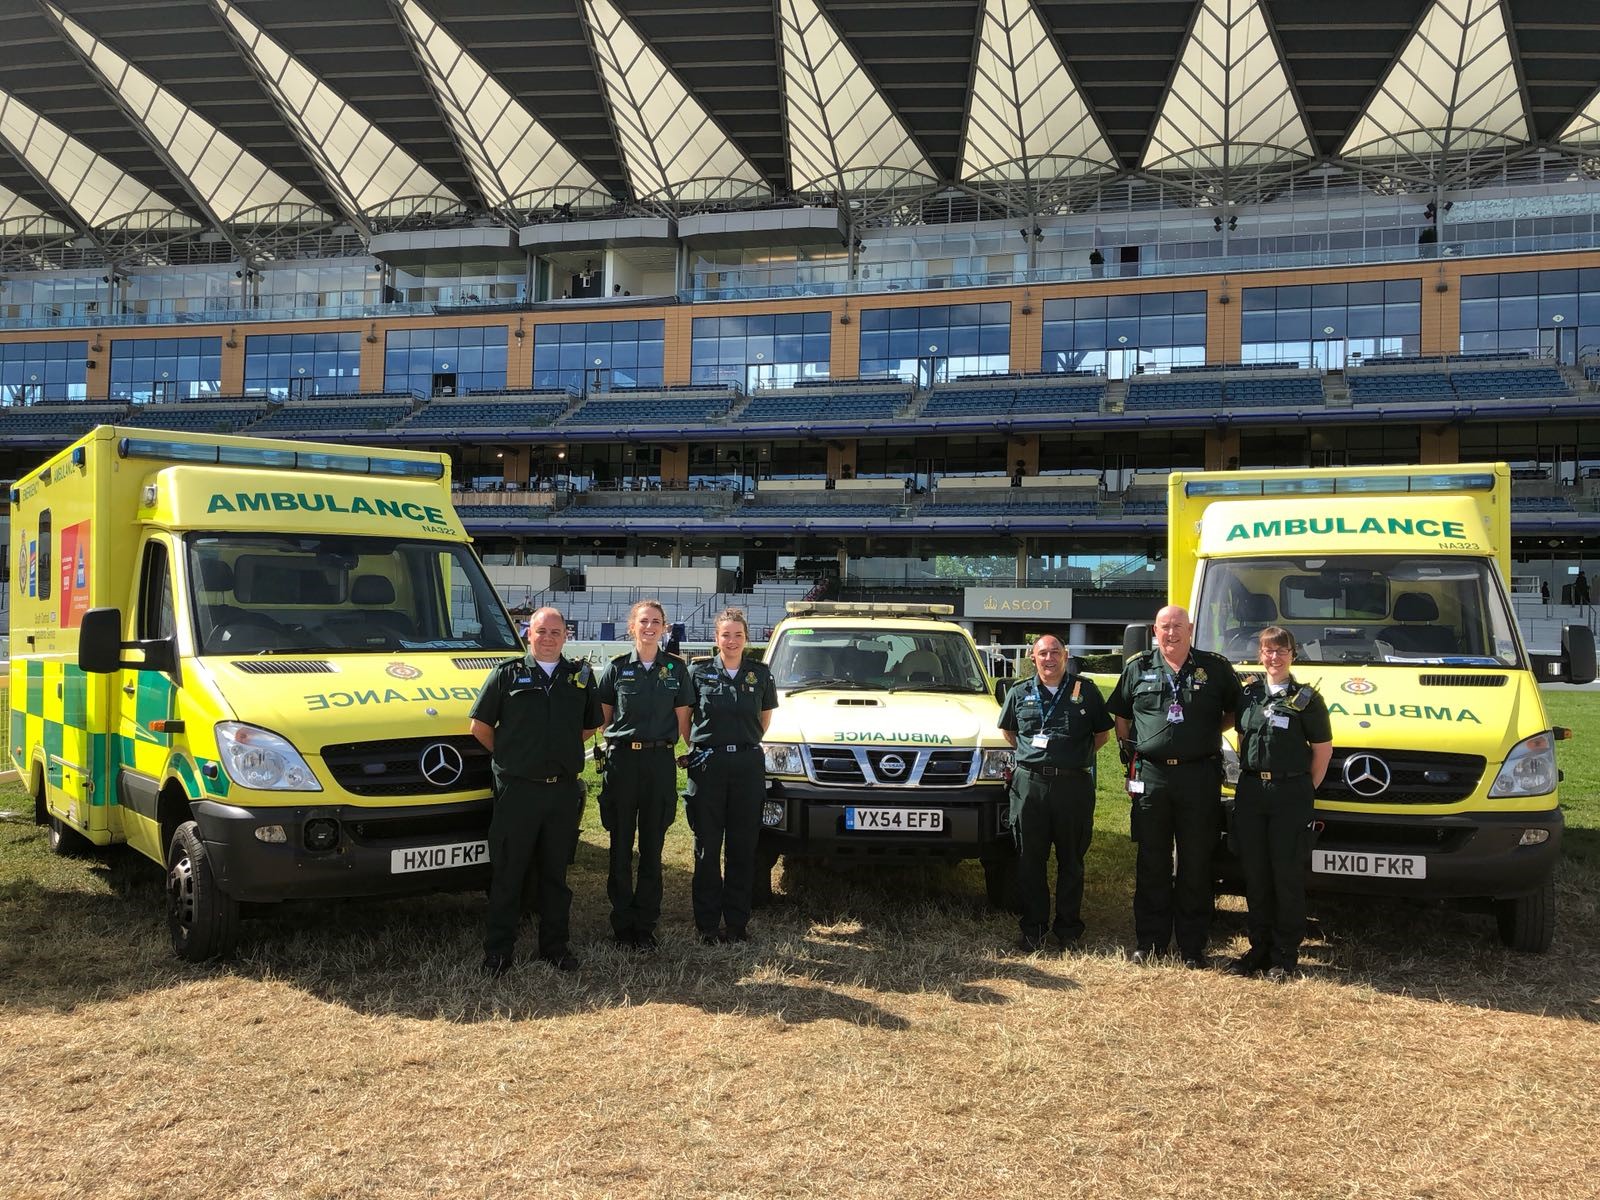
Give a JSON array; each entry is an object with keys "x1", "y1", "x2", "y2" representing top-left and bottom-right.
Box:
[{"x1": 10, "y1": 657, "x2": 109, "y2": 810}]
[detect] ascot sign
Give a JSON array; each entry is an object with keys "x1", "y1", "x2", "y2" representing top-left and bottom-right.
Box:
[{"x1": 964, "y1": 587, "x2": 1072, "y2": 618}]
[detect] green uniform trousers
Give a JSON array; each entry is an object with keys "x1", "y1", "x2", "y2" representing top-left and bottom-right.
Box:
[
  {"x1": 1232, "y1": 775, "x2": 1315, "y2": 970},
  {"x1": 684, "y1": 747, "x2": 765, "y2": 936},
  {"x1": 1131, "y1": 758, "x2": 1221, "y2": 957},
  {"x1": 599, "y1": 745, "x2": 677, "y2": 939},
  {"x1": 1011, "y1": 765, "x2": 1096, "y2": 944},
  {"x1": 484, "y1": 777, "x2": 584, "y2": 961}
]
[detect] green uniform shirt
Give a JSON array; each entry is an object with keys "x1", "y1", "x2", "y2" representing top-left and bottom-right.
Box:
[
  {"x1": 1236, "y1": 675, "x2": 1333, "y2": 777},
  {"x1": 597, "y1": 650, "x2": 693, "y2": 742},
  {"x1": 469, "y1": 653, "x2": 602, "y2": 784},
  {"x1": 1106, "y1": 647, "x2": 1242, "y2": 761},
  {"x1": 998, "y1": 674, "x2": 1113, "y2": 769},
  {"x1": 688, "y1": 656, "x2": 778, "y2": 747}
]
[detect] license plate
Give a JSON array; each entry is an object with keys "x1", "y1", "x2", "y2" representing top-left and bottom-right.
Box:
[
  {"x1": 1311, "y1": 849, "x2": 1426, "y2": 880},
  {"x1": 390, "y1": 840, "x2": 490, "y2": 874},
  {"x1": 845, "y1": 807, "x2": 944, "y2": 832}
]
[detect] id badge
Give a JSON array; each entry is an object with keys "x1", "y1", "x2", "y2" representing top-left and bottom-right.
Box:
[
  {"x1": 1166, "y1": 702, "x2": 1185, "y2": 725},
  {"x1": 1127, "y1": 780, "x2": 1145, "y2": 795},
  {"x1": 1270, "y1": 714, "x2": 1290, "y2": 730},
  {"x1": 1031, "y1": 734, "x2": 1051, "y2": 749}
]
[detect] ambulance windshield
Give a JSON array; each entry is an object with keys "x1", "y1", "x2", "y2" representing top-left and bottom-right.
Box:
[
  {"x1": 770, "y1": 626, "x2": 989, "y2": 694},
  {"x1": 185, "y1": 534, "x2": 520, "y2": 655},
  {"x1": 1194, "y1": 555, "x2": 1523, "y2": 668}
]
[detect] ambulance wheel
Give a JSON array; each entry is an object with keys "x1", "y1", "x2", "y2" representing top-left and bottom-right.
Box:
[
  {"x1": 167, "y1": 821, "x2": 240, "y2": 962},
  {"x1": 48, "y1": 815, "x2": 92, "y2": 857},
  {"x1": 1494, "y1": 879, "x2": 1554, "y2": 954},
  {"x1": 982, "y1": 853, "x2": 1020, "y2": 912}
]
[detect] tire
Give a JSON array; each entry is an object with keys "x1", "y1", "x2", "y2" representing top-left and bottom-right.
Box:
[
  {"x1": 1494, "y1": 878, "x2": 1555, "y2": 953},
  {"x1": 166, "y1": 820, "x2": 240, "y2": 962},
  {"x1": 47, "y1": 815, "x2": 94, "y2": 857},
  {"x1": 751, "y1": 848, "x2": 780, "y2": 909},
  {"x1": 982, "y1": 853, "x2": 1020, "y2": 913}
]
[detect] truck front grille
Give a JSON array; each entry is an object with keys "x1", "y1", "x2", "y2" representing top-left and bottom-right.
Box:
[
  {"x1": 1318, "y1": 748, "x2": 1486, "y2": 805},
  {"x1": 802, "y1": 746, "x2": 978, "y2": 788},
  {"x1": 321, "y1": 734, "x2": 492, "y2": 797}
]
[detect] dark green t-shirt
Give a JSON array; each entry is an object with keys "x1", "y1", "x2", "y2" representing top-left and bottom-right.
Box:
[
  {"x1": 998, "y1": 674, "x2": 1113, "y2": 769},
  {"x1": 1236, "y1": 675, "x2": 1333, "y2": 777},
  {"x1": 469, "y1": 654, "x2": 602, "y2": 784},
  {"x1": 1106, "y1": 647, "x2": 1242, "y2": 761},
  {"x1": 597, "y1": 650, "x2": 693, "y2": 742},
  {"x1": 688, "y1": 656, "x2": 778, "y2": 747}
]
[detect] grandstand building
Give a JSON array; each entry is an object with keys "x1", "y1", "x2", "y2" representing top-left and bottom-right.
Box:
[{"x1": 0, "y1": 0, "x2": 1598, "y2": 643}]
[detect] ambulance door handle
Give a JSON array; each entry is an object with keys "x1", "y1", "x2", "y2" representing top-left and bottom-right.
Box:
[{"x1": 122, "y1": 684, "x2": 136, "y2": 696}]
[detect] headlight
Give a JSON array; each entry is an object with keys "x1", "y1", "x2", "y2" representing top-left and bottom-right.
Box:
[
  {"x1": 214, "y1": 722, "x2": 322, "y2": 792},
  {"x1": 763, "y1": 742, "x2": 804, "y2": 775},
  {"x1": 1488, "y1": 732, "x2": 1557, "y2": 799},
  {"x1": 979, "y1": 748, "x2": 1014, "y2": 780},
  {"x1": 1221, "y1": 742, "x2": 1241, "y2": 787}
]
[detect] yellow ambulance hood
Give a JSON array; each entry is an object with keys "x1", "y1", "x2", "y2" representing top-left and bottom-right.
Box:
[
  {"x1": 202, "y1": 653, "x2": 500, "y2": 748},
  {"x1": 1238, "y1": 662, "x2": 1529, "y2": 758},
  {"x1": 770, "y1": 687, "x2": 1007, "y2": 748}
]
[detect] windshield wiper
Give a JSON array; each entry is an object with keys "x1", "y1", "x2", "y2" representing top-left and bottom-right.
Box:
[
  {"x1": 888, "y1": 682, "x2": 983, "y2": 694},
  {"x1": 783, "y1": 677, "x2": 874, "y2": 694}
]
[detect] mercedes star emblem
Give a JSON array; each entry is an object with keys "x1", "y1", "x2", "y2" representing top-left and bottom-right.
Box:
[
  {"x1": 419, "y1": 742, "x2": 466, "y2": 788},
  {"x1": 1342, "y1": 753, "x2": 1391, "y2": 798}
]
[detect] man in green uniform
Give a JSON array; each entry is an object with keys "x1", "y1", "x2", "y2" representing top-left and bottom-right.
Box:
[
  {"x1": 998, "y1": 634, "x2": 1114, "y2": 953},
  {"x1": 469, "y1": 606, "x2": 601, "y2": 975},
  {"x1": 685, "y1": 608, "x2": 779, "y2": 943},
  {"x1": 1107, "y1": 605, "x2": 1242, "y2": 967},
  {"x1": 597, "y1": 601, "x2": 693, "y2": 950},
  {"x1": 1231, "y1": 626, "x2": 1333, "y2": 980}
]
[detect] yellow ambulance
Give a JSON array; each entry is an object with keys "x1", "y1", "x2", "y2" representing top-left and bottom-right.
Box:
[
  {"x1": 1159, "y1": 463, "x2": 1595, "y2": 951},
  {"x1": 756, "y1": 602, "x2": 1017, "y2": 905},
  {"x1": 9, "y1": 425, "x2": 523, "y2": 959}
]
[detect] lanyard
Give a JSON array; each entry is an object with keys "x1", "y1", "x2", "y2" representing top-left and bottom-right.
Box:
[{"x1": 1032, "y1": 681, "x2": 1063, "y2": 726}]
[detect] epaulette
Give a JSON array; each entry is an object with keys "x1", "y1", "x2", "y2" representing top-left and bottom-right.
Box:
[
  {"x1": 691, "y1": 655, "x2": 713, "y2": 666},
  {"x1": 610, "y1": 651, "x2": 632, "y2": 664}
]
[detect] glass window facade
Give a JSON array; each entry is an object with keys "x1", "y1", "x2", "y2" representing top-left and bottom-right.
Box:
[
  {"x1": 109, "y1": 337, "x2": 224, "y2": 403},
  {"x1": 690, "y1": 312, "x2": 831, "y2": 387},
  {"x1": 0, "y1": 340, "x2": 88, "y2": 403},
  {"x1": 860, "y1": 302, "x2": 1010, "y2": 383},
  {"x1": 384, "y1": 326, "x2": 508, "y2": 397},
  {"x1": 1459, "y1": 268, "x2": 1600, "y2": 359},
  {"x1": 532, "y1": 320, "x2": 666, "y2": 391},
  {"x1": 1242, "y1": 280, "x2": 1420, "y2": 367},
  {"x1": 1041, "y1": 291, "x2": 1206, "y2": 377},
  {"x1": 244, "y1": 332, "x2": 362, "y2": 398}
]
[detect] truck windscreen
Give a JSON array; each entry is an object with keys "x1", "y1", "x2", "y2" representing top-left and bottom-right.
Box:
[
  {"x1": 1195, "y1": 554, "x2": 1523, "y2": 668},
  {"x1": 770, "y1": 627, "x2": 989, "y2": 694},
  {"x1": 185, "y1": 533, "x2": 521, "y2": 655}
]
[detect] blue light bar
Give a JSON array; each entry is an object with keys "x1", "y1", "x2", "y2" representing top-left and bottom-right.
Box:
[
  {"x1": 119, "y1": 436, "x2": 444, "y2": 480},
  {"x1": 1186, "y1": 471, "x2": 1497, "y2": 498}
]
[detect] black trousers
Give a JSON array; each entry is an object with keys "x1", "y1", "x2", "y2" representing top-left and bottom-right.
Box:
[
  {"x1": 1130, "y1": 759, "x2": 1221, "y2": 957},
  {"x1": 1011, "y1": 766, "x2": 1096, "y2": 943},
  {"x1": 598, "y1": 746, "x2": 677, "y2": 938},
  {"x1": 484, "y1": 777, "x2": 583, "y2": 960},
  {"x1": 684, "y1": 747, "x2": 765, "y2": 935},
  {"x1": 1232, "y1": 776, "x2": 1315, "y2": 969}
]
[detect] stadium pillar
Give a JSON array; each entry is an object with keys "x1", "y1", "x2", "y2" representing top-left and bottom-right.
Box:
[
  {"x1": 1419, "y1": 425, "x2": 1459, "y2": 464},
  {"x1": 220, "y1": 337, "x2": 246, "y2": 395},
  {"x1": 1015, "y1": 541, "x2": 1028, "y2": 585},
  {"x1": 1009, "y1": 433, "x2": 1038, "y2": 477},
  {"x1": 359, "y1": 326, "x2": 387, "y2": 393},
  {"x1": 660, "y1": 444, "x2": 689, "y2": 487},
  {"x1": 1205, "y1": 428, "x2": 1239, "y2": 471},
  {"x1": 664, "y1": 308, "x2": 693, "y2": 385},
  {"x1": 827, "y1": 442, "x2": 856, "y2": 481},
  {"x1": 1207, "y1": 280, "x2": 1236, "y2": 365},
  {"x1": 502, "y1": 447, "x2": 530, "y2": 489}
]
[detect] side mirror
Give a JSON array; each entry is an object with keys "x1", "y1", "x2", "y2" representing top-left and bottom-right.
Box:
[
  {"x1": 1562, "y1": 623, "x2": 1597, "y2": 686},
  {"x1": 994, "y1": 677, "x2": 1014, "y2": 704},
  {"x1": 78, "y1": 606, "x2": 177, "y2": 676},
  {"x1": 1122, "y1": 622, "x2": 1151, "y2": 660}
]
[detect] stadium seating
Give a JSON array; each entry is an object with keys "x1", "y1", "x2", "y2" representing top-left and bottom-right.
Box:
[
  {"x1": 928, "y1": 500, "x2": 1098, "y2": 516},
  {"x1": 0, "y1": 403, "x2": 127, "y2": 438},
  {"x1": 248, "y1": 400, "x2": 415, "y2": 433},
  {"x1": 1346, "y1": 371, "x2": 1457, "y2": 403},
  {"x1": 1124, "y1": 378, "x2": 1223, "y2": 410},
  {"x1": 123, "y1": 401, "x2": 269, "y2": 433},
  {"x1": 405, "y1": 396, "x2": 569, "y2": 429},
  {"x1": 1349, "y1": 364, "x2": 1571, "y2": 404},
  {"x1": 1222, "y1": 375, "x2": 1326, "y2": 407},
  {"x1": 742, "y1": 502, "x2": 903, "y2": 518},
  {"x1": 1449, "y1": 366, "x2": 1571, "y2": 400},
  {"x1": 922, "y1": 379, "x2": 1104, "y2": 417},
  {"x1": 739, "y1": 387, "x2": 910, "y2": 423},
  {"x1": 566, "y1": 396, "x2": 733, "y2": 425},
  {"x1": 1510, "y1": 494, "x2": 1576, "y2": 512}
]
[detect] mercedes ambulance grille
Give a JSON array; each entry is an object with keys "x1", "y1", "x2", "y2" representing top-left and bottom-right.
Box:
[
  {"x1": 230, "y1": 660, "x2": 336, "y2": 674},
  {"x1": 803, "y1": 746, "x2": 978, "y2": 787},
  {"x1": 1319, "y1": 748, "x2": 1485, "y2": 805},
  {"x1": 322, "y1": 735, "x2": 491, "y2": 796}
]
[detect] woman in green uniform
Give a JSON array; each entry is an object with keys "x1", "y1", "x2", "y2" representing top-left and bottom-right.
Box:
[
  {"x1": 1229, "y1": 625, "x2": 1333, "y2": 981},
  {"x1": 684, "y1": 608, "x2": 778, "y2": 943},
  {"x1": 597, "y1": 599, "x2": 692, "y2": 950}
]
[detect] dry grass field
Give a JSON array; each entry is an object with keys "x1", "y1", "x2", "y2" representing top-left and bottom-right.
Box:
[{"x1": 3, "y1": 692, "x2": 1599, "y2": 1199}]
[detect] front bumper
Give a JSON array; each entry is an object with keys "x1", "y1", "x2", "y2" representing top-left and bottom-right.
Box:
[
  {"x1": 193, "y1": 797, "x2": 494, "y2": 903},
  {"x1": 1302, "y1": 807, "x2": 1562, "y2": 901},
  {"x1": 757, "y1": 778, "x2": 1011, "y2": 862}
]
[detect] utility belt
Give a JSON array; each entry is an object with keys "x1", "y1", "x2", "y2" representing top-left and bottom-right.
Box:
[
  {"x1": 1017, "y1": 763, "x2": 1091, "y2": 778},
  {"x1": 1141, "y1": 754, "x2": 1220, "y2": 767},
  {"x1": 1239, "y1": 768, "x2": 1306, "y2": 782},
  {"x1": 692, "y1": 743, "x2": 760, "y2": 754},
  {"x1": 608, "y1": 739, "x2": 676, "y2": 751}
]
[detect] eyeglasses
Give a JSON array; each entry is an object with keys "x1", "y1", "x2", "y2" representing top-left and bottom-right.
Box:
[{"x1": 1259, "y1": 646, "x2": 1292, "y2": 658}]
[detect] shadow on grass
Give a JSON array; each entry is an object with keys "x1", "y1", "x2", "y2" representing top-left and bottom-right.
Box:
[{"x1": 3, "y1": 825, "x2": 1596, "y2": 1026}]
